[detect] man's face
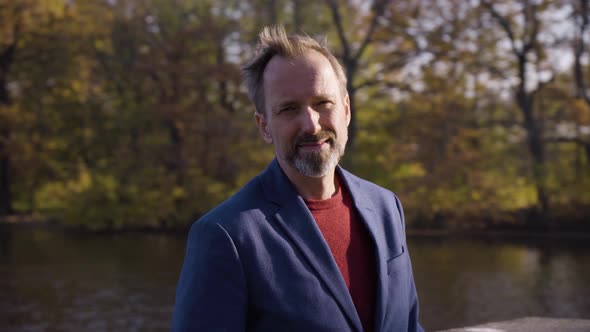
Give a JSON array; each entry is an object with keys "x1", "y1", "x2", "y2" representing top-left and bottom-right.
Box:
[{"x1": 256, "y1": 51, "x2": 350, "y2": 178}]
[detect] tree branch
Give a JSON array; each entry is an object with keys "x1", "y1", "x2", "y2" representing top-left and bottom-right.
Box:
[
  {"x1": 483, "y1": 1, "x2": 519, "y2": 56},
  {"x1": 325, "y1": 0, "x2": 351, "y2": 61},
  {"x1": 354, "y1": 0, "x2": 391, "y2": 62},
  {"x1": 522, "y1": 0, "x2": 539, "y2": 55}
]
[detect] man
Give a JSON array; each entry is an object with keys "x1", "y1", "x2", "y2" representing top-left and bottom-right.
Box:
[{"x1": 172, "y1": 26, "x2": 423, "y2": 332}]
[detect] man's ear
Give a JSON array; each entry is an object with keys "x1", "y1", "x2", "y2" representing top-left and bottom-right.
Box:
[
  {"x1": 255, "y1": 111, "x2": 273, "y2": 144},
  {"x1": 344, "y1": 94, "x2": 351, "y2": 127}
]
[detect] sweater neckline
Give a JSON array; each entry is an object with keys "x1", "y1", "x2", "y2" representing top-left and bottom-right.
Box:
[{"x1": 304, "y1": 176, "x2": 345, "y2": 211}]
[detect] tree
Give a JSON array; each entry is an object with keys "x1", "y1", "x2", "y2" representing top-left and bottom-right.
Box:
[
  {"x1": 572, "y1": 0, "x2": 590, "y2": 162},
  {"x1": 0, "y1": 1, "x2": 21, "y2": 215},
  {"x1": 481, "y1": 0, "x2": 555, "y2": 214},
  {"x1": 324, "y1": 0, "x2": 423, "y2": 153}
]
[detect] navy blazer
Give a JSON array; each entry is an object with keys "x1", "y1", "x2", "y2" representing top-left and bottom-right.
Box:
[{"x1": 172, "y1": 159, "x2": 423, "y2": 332}]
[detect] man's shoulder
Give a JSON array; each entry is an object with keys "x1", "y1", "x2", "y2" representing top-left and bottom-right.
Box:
[{"x1": 193, "y1": 175, "x2": 269, "y2": 227}]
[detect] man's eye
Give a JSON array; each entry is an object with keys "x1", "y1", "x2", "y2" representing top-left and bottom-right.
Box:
[{"x1": 279, "y1": 106, "x2": 296, "y2": 113}]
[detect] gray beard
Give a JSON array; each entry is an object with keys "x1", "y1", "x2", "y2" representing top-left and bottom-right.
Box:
[{"x1": 290, "y1": 144, "x2": 344, "y2": 177}]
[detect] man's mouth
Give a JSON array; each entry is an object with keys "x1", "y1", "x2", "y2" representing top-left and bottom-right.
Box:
[
  {"x1": 296, "y1": 132, "x2": 334, "y2": 151},
  {"x1": 297, "y1": 140, "x2": 329, "y2": 151},
  {"x1": 296, "y1": 132, "x2": 335, "y2": 150}
]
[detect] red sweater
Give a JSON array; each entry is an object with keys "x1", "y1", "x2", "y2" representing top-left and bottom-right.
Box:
[{"x1": 304, "y1": 178, "x2": 377, "y2": 332}]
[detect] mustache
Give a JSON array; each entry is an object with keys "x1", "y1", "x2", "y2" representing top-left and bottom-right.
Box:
[{"x1": 296, "y1": 131, "x2": 335, "y2": 145}]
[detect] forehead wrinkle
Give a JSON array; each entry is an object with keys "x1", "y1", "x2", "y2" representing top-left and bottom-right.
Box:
[{"x1": 263, "y1": 52, "x2": 342, "y2": 111}]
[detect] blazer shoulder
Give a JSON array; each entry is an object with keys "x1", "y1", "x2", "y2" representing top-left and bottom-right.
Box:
[{"x1": 189, "y1": 174, "x2": 274, "y2": 233}]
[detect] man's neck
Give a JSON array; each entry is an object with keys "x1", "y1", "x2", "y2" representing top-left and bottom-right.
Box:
[{"x1": 278, "y1": 159, "x2": 339, "y2": 200}]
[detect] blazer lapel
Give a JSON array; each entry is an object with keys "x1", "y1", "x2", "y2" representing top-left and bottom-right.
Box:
[
  {"x1": 259, "y1": 160, "x2": 363, "y2": 332},
  {"x1": 338, "y1": 167, "x2": 394, "y2": 332}
]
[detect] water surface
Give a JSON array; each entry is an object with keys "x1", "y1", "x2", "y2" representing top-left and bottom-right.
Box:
[{"x1": 1, "y1": 225, "x2": 589, "y2": 331}]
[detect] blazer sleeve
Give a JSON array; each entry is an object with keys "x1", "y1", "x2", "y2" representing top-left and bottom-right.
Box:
[{"x1": 171, "y1": 221, "x2": 247, "y2": 332}]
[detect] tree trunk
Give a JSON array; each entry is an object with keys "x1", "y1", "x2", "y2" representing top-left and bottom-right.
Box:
[
  {"x1": 267, "y1": 0, "x2": 278, "y2": 25},
  {"x1": 292, "y1": 0, "x2": 303, "y2": 30},
  {"x1": 516, "y1": 55, "x2": 548, "y2": 214},
  {"x1": 0, "y1": 43, "x2": 15, "y2": 216},
  {"x1": 573, "y1": 0, "x2": 590, "y2": 171},
  {"x1": 485, "y1": 0, "x2": 550, "y2": 215}
]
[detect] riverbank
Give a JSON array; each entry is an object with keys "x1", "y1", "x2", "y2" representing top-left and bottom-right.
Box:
[
  {"x1": 0, "y1": 213, "x2": 188, "y2": 235},
  {"x1": 3, "y1": 214, "x2": 590, "y2": 239},
  {"x1": 407, "y1": 228, "x2": 590, "y2": 238}
]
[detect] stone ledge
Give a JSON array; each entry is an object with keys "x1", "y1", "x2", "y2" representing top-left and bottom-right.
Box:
[{"x1": 437, "y1": 317, "x2": 590, "y2": 332}]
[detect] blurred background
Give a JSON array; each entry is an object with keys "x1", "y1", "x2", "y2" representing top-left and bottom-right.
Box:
[{"x1": 0, "y1": 0, "x2": 589, "y2": 331}]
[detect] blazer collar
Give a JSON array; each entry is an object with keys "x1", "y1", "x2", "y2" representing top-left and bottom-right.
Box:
[
  {"x1": 259, "y1": 158, "x2": 299, "y2": 207},
  {"x1": 259, "y1": 159, "x2": 363, "y2": 332},
  {"x1": 260, "y1": 158, "x2": 373, "y2": 209}
]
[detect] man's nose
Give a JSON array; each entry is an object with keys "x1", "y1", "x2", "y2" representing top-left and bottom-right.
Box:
[{"x1": 301, "y1": 106, "x2": 321, "y2": 134}]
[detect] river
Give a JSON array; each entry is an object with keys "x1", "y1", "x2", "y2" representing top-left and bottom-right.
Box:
[{"x1": 1, "y1": 224, "x2": 589, "y2": 331}]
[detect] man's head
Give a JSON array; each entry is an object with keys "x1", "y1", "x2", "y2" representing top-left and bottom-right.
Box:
[
  {"x1": 242, "y1": 26, "x2": 348, "y2": 117},
  {"x1": 242, "y1": 26, "x2": 350, "y2": 178}
]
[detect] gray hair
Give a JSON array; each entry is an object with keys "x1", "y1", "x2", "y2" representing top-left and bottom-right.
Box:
[{"x1": 241, "y1": 25, "x2": 347, "y2": 115}]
